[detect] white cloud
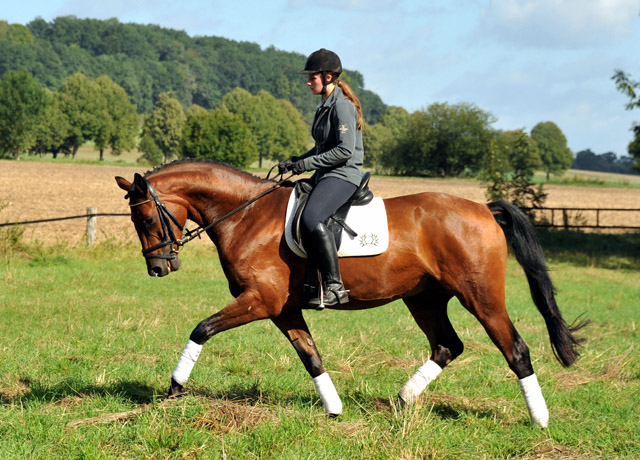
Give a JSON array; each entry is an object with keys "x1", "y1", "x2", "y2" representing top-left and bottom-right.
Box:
[{"x1": 481, "y1": 0, "x2": 639, "y2": 49}]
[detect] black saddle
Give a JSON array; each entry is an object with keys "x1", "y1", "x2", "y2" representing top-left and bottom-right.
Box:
[{"x1": 291, "y1": 172, "x2": 374, "y2": 252}]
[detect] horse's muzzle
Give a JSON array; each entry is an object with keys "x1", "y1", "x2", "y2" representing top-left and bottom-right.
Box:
[{"x1": 147, "y1": 254, "x2": 181, "y2": 277}]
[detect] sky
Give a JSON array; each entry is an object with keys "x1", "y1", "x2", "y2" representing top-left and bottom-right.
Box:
[{"x1": 3, "y1": 0, "x2": 639, "y2": 157}]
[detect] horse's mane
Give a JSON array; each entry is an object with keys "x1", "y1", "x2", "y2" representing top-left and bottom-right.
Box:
[{"x1": 143, "y1": 158, "x2": 264, "y2": 182}]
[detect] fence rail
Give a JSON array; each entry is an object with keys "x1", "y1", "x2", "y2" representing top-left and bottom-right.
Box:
[
  {"x1": 2, "y1": 207, "x2": 640, "y2": 244},
  {"x1": 523, "y1": 207, "x2": 640, "y2": 230},
  {"x1": 0, "y1": 208, "x2": 130, "y2": 245}
]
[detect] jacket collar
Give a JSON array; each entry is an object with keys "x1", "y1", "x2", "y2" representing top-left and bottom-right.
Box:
[{"x1": 317, "y1": 84, "x2": 343, "y2": 110}]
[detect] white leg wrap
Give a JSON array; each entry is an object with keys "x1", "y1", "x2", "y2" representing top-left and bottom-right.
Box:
[
  {"x1": 172, "y1": 340, "x2": 203, "y2": 386},
  {"x1": 398, "y1": 360, "x2": 442, "y2": 405},
  {"x1": 313, "y1": 372, "x2": 343, "y2": 416},
  {"x1": 519, "y1": 373, "x2": 549, "y2": 428}
]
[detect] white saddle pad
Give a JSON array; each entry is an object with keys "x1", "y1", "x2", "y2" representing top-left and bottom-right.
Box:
[{"x1": 284, "y1": 188, "x2": 389, "y2": 258}]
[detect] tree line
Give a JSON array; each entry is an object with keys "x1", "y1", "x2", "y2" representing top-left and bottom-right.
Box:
[
  {"x1": 3, "y1": 15, "x2": 626, "y2": 211},
  {"x1": 0, "y1": 17, "x2": 385, "y2": 123},
  {"x1": 0, "y1": 66, "x2": 577, "y2": 212},
  {"x1": 572, "y1": 149, "x2": 638, "y2": 175},
  {"x1": 0, "y1": 68, "x2": 574, "y2": 164},
  {"x1": 0, "y1": 70, "x2": 309, "y2": 168}
]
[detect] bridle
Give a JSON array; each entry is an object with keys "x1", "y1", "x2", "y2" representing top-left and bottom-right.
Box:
[
  {"x1": 129, "y1": 179, "x2": 184, "y2": 260},
  {"x1": 129, "y1": 168, "x2": 291, "y2": 260}
]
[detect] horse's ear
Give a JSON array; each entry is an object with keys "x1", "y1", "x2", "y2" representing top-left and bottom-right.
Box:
[
  {"x1": 133, "y1": 173, "x2": 149, "y2": 196},
  {"x1": 115, "y1": 176, "x2": 131, "y2": 192}
]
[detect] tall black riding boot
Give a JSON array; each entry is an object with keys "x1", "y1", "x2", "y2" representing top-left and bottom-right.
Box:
[{"x1": 307, "y1": 222, "x2": 349, "y2": 309}]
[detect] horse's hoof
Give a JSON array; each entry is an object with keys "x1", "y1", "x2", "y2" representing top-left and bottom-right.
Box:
[{"x1": 167, "y1": 378, "x2": 184, "y2": 399}]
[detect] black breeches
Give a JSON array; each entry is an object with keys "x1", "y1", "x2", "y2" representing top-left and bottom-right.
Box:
[{"x1": 300, "y1": 177, "x2": 357, "y2": 236}]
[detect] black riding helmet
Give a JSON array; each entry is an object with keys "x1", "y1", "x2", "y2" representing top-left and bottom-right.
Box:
[{"x1": 300, "y1": 48, "x2": 342, "y2": 93}]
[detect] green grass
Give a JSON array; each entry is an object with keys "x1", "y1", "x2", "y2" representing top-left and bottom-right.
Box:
[
  {"x1": 534, "y1": 169, "x2": 640, "y2": 188},
  {"x1": 1, "y1": 234, "x2": 639, "y2": 459}
]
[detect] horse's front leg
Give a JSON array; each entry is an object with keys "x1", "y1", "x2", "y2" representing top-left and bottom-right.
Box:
[
  {"x1": 168, "y1": 291, "x2": 268, "y2": 397},
  {"x1": 271, "y1": 310, "x2": 342, "y2": 417}
]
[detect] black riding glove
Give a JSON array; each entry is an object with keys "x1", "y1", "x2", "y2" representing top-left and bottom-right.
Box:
[
  {"x1": 278, "y1": 157, "x2": 305, "y2": 175},
  {"x1": 278, "y1": 159, "x2": 293, "y2": 175}
]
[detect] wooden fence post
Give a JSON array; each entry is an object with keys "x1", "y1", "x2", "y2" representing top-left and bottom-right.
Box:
[{"x1": 87, "y1": 207, "x2": 97, "y2": 246}]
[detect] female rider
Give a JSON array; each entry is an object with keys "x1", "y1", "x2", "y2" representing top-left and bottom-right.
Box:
[{"x1": 279, "y1": 48, "x2": 364, "y2": 309}]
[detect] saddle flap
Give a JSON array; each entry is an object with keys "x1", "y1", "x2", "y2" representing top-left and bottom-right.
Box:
[{"x1": 284, "y1": 185, "x2": 389, "y2": 259}]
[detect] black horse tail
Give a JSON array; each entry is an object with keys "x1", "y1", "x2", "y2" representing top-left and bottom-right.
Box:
[{"x1": 488, "y1": 200, "x2": 588, "y2": 367}]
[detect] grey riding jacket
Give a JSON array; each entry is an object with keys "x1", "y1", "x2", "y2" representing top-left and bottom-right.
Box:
[{"x1": 298, "y1": 85, "x2": 364, "y2": 187}]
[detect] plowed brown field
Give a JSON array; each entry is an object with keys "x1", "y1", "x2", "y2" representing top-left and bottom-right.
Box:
[{"x1": 1, "y1": 160, "x2": 639, "y2": 244}]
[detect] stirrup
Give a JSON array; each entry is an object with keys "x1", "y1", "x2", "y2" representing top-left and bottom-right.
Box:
[{"x1": 308, "y1": 284, "x2": 350, "y2": 310}]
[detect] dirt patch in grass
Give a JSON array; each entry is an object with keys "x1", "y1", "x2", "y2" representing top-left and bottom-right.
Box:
[
  {"x1": 194, "y1": 399, "x2": 280, "y2": 433},
  {"x1": 2, "y1": 160, "x2": 639, "y2": 244},
  {"x1": 521, "y1": 442, "x2": 603, "y2": 460}
]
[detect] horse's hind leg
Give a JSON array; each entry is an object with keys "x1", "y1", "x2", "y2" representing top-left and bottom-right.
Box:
[
  {"x1": 399, "y1": 287, "x2": 463, "y2": 404},
  {"x1": 459, "y1": 279, "x2": 549, "y2": 427},
  {"x1": 271, "y1": 310, "x2": 342, "y2": 416}
]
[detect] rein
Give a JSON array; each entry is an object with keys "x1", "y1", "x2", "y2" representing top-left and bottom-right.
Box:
[
  {"x1": 179, "y1": 177, "x2": 288, "y2": 245},
  {"x1": 131, "y1": 167, "x2": 292, "y2": 258}
]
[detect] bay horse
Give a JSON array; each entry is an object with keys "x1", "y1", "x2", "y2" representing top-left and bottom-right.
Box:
[{"x1": 115, "y1": 159, "x2": 585, "y2": 428}]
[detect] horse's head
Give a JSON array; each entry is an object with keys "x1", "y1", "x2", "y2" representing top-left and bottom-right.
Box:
[{"x1": 115, "y1": 173, "x2": 185, "y2": 277}]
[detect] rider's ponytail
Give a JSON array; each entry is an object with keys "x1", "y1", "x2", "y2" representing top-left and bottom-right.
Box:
[{"x1": 336, "y1": 79, "x2": 363, "y2": 130}]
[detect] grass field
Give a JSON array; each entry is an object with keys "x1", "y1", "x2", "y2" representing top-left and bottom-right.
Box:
[
  {"x1": 1, "y1": 230, "x2": 639, "y2": 459},
  {"x1": 1, "y1": 154, "x2": 639, "y2": 458},
  {"x1": 533, "y1": 170, "x2": 640, "y2": 188}
]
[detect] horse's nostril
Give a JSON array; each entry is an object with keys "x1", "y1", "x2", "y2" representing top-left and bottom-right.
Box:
[{"x1": 151, "y1": 266, "x2": 163, "y2": 276}]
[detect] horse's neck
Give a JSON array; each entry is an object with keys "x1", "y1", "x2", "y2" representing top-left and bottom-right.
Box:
[{"x1": 184, "y1": 172, "x2": 266, "y2": 228}]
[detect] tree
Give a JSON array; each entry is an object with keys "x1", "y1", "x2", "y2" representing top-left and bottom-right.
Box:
[
  {"x1": 30, "y1": 89, "x2": 70, "y2": 158},
  {"x1": 139, "y1": 92, "x2": 186, "y2": 165},
  {"x1": 181, "y1": 108, "x2": 257, "y2": 167},
  {"x1": 268, "y1": 95, "x2": 309, "y2": 162},
  {"x1": 530, "y1": 121, "x2": 573, "y2": 179},
  {"x1": 480, "y1": 135, "x2": 511, "y2": 201},
  {"x1": 612, "y1": 70, "x2": 640, "y2": 110},
  {"x1": 503, "y1": 130, "x2": 546, "y2": 210},
  {"x1": 363, "y1": 121, "x2": 391, "y2": 173},
  {"x1": 0, "y1": 70, "x2": 47, "y2": 159},
  {"x1": 572, "y1": 149, "x2": 638, "y2": 175},
  {"x1": 628, "y1": 126, "x2": 640, "y2": 170},
  {"x1": 94, "y1": 75, "x2": 139, "y2": 160},
  {"x1": 482, "y1": 129, "x2": 546, "y2": 214},
  {"x1": 369, "y1": 106, "x2": 410, "y2": 173},
  {"x1": 0, "y1": 20, "x2": 35, "y2": 44},
  {"x1": 220, "y1": 88, "x2": 307, "y2": 167},
  {"x1": 383, "y1": 102, "x2": 495, "y2": 177},
  {"x1": 137, "y1": 132, "x2": 163, "y2": 165},
  {"x1": 56, "y1": 73, "x2": 103, "y2": 159},
  {"x1": 612, "y1": 69, "x2": 640, "y2": 172}
]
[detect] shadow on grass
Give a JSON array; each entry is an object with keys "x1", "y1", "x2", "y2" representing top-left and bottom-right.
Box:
[
  {"x1": 0, "y1": 377, "x2": 159, "y2": 406},
  {"x1": 1, "y1": 376, "x2": 320, "y2": 411},
  {"x1": 190, "y1": 381, "x2": 318, "y2": 408},
  {"x1": 535, "y1": 229, "x2": 639, "y2": 270},
  {"x1": 365, "y1": 395, "x2": 499, "y2": 422}
]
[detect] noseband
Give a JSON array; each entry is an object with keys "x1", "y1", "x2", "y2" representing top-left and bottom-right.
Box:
[{"x1": 129, "y1": 178, "x2": 184, "y2": 260}]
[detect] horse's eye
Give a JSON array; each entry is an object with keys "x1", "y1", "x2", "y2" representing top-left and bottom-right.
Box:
[{"x1": 143, "y1": 217, "x2": 154, "y2": 228}]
